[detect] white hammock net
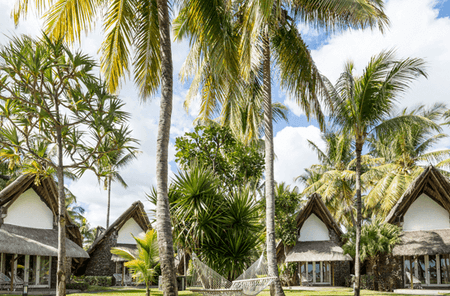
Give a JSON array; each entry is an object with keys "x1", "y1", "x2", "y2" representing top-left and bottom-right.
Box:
[{"x1": 190, "y1": 254, "x2": 276, "y2": 296}]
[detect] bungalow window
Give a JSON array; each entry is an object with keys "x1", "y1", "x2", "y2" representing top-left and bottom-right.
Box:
[
  {"x1": 303, "y1": 261, "x2": 331, "y2": 284},
  {"x1": 0, "y1": 254, "x2": 51, "y2": 288},
  {"x1": 404, "y1": 255, "x2": 450, "y2": 286}
]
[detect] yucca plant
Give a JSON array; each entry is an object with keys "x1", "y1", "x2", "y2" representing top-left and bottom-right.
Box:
[{"x1": 111, "y1": 229, "x2": 159, "y2": 296}]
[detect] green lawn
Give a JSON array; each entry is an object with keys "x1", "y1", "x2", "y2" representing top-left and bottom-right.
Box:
[
  {"x1": 67, "y1": 287, "x2": 450, "y2": 296},
  {"x1": 1, "y1": 287, "x2": 449, "y2": 296}
]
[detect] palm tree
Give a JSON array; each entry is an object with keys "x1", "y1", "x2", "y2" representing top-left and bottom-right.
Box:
[
  {"x1": 12, "y1": 0, "x2": 183, "y2": 293},
  {"x1": 342, "y1": 218, "x2": 401, "y2": 291},
  {"x1": 95, "y1": 127, "x2": 139, "y2": 228},
  {"x1": 326, "y1": 50, "x2": 433, "y2": 295},
  {"x1": 111, "y1": 229, "x2": 159, "y2": 296},
  {"x1": 300, "y1": 131, "x2": 358, "y2": 228},
  {"x1": 363, "y1": 103, "x2": 450, "y2": 215},
  {"x1": 176, "y1": 1, "x2": 388, "y2": 294}
]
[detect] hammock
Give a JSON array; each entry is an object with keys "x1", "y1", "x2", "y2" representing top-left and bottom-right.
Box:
[{"x1": 190, "y1": 254, "x2": 277, "y2": 296}]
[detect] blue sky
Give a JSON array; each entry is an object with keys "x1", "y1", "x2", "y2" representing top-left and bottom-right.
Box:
[{"x1": 0, "y1": 0, "x2": 449, "y2": 227}]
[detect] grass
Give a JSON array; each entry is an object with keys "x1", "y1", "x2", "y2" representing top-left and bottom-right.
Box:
[
  {"x1": 2, "y1": 287, "x2": 450, "y2": 296},
  {"x1": 66, "y1": 287, "x2": 450, "y2": 296}
]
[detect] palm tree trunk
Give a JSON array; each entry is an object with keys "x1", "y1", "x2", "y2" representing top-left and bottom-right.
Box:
[
  {"x1": 155, "y1": 0, "x2": 178, "y2": 295},
  {"x1": 354, "y1": 141, "x2": 363, "y2": 296},
  {"x1": 263, "y1": 32, "x2": 284, "y2": 296},
  {"x1": 56, "y1": 125, "x2": 67, "y2": 296},
  {"x1": 106, "y1": 176, "x2": 112, "y2": 228}
]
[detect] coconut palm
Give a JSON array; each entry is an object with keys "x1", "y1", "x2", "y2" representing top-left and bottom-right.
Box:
[
  {"x1": 363, "y1": 103, "x2": 450, "y2": 215},
  {"x1": 300, "y1": 131, "x2": 358, "y2": 228},
  {"x1": 94, "y1": 126, "x2": 139, "y2": 228},
  {"x1": 111, "y1": 229, "x2": 159, "y2": 296},
  {"x1": 325, "y1": 50, "x2": 435, "y2": 295},
  {"x1": 176, "y1": 1, "x2": 388, "y2": 294}
]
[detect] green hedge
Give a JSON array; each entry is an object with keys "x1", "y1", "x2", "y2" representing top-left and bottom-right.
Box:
[
  {"x1": 66, "y1": 282, "x2": 89, "y2": 291},
  {"x1": 84, "y1": 276, "x2": 113, "y2": 287}
]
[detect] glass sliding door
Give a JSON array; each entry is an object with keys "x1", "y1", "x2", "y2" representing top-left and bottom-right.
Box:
[
  {"x1": 303, "y1": 262, "x2": 331, "y2": 285},
  {"x1": 28, "y1": 256, "x2": 37, "y2": 285},
  {"x1": 417, "y1": 256, "x2": 426, "y2": 284},
  {"x1": 38, "y1": 256, "x2": 50, "y2": 286},
  {"x1": 307, "y1": 262, "x2": 313, "y2": 282},
  {"x1": 315, "y1": 262, "x2": 320, "y2": 283},
  {"x1": 441, "y1": 255, "x2": 450, "y2": 285},
  {"x1": 429, "y1": 255, "x2": 438, "y2": 284},
  {"x1": 322, "y1": 262, "x2": 330, "y2": 283}
]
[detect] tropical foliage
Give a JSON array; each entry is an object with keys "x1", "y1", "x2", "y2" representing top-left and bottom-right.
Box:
[
  {"x1": 148, "y1": 165, "x2": 263, "y2": 280},
  {"x1": 343, "y1": 219, "x2": 401, "y2": 291},
  {"x1": 324, "y1": 50, "x2": 432, "y2": 295},
  {"x1": 111, "y1": 229, "x2": 159, "y2": 296},
  {"x1": 175, "y1": 125, "x2": 265, "y2": 190},
  {"x1": 363, "y1": 103, "x2": 450, "y2": 215},
  {"x1": 0, "y1": 34, "x2": 130, "y2": 295}
]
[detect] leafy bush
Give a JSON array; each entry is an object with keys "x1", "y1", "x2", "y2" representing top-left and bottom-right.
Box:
[
  {"x1": 66, "y1": 282, "x2": 89, "y2": 291},
  {"x1": 84, "y1": 276, "x2": 113, "y2": 286}
]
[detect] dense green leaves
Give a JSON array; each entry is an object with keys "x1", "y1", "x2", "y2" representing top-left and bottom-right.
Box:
[
  {"x1": 175, "y1": 125, "x2": 264, "y2": 190},
  {"x1": 111, "y1": 229, "x2": 159, "y2": 296},
  {"x1": 148, "y1": 164, "x2": 263, "y2": 280}
]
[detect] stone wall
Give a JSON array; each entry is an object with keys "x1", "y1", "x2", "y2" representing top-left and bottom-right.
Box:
[
  {"x1": 85, "y1": 232, "x2": 117, "y2": 276},
  {"x1": 334, "y1": 261, "x2": 350, "y2": 286},
  {"x1": 373, "y1": 254, "x2": 402, "y2": 291},
  {"x1": 329, "y1": 228, "x2": 351, "y2": 286}
]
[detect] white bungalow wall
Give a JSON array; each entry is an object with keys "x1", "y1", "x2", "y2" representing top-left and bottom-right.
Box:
[
  {"x1": 117, "y1": 217, "x2": 145, "y2": 244},
  {"x1": 298, "y1": 213, "x2": 330, "y2": 242},
  {"x1": 3, "y1": 188, "x2": 53, "y2": 229},
  {"x1": 403, "y1": 193, "x2": 450, "y2": 231}
]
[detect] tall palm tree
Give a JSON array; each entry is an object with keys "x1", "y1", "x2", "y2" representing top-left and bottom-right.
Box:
[
  {"x1": 363, "y1": 103, "x2": 449, "y2": 215},
  {"x1": 95, "y1": 127, "x2": 139, "y2": 228},
  {"x1": 12, "y1": 0, "x2": 189, "y2": 293},
  {"x1": 300, "y1": 131, "x2": 358, "y2": 228},
  {"x1": 326, "y1": 50, "x2": 433, "y2": 295},
  {"x1": 176, "y1": 2, "x2": 388, "y2": 295}
]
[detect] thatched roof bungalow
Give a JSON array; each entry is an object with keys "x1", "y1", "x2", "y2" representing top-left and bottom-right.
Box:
[
  {"x1": 0, "y1": 174, "x2": 88, "y2": 289},
  {"x1": 278, "y1": 193, "x2": 351, "y2": 286},
  {"x1": 385, "y1": 166, "x2": 450, "y2": 288},
  {"x1": 77, "y1": 201, "x2": 151, "y2": 278}
]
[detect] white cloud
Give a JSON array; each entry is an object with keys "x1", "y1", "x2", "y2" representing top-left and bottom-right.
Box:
[
  {"x1": 312, "y1": 0, "x2": 450, "y2": 109},
  {"x1": 283, "y1": 98, "x2": 305, "y2": 117},
  {"x1": 273, "y1": 126, "x2": 325, "y2": 187}
]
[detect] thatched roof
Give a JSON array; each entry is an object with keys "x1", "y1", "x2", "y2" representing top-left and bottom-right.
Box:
[
  {"x1": 0, "y1": 173, "x2": 84, "y2": 246},
  {"x1": 294, "y1": 193, "x2": 343, "y2": 237},
  {"x1": 385, "y1": 166, "x2": 450, "y2": 224},
  {"x1": 285, "y1": 241, "x2": 352, "y2": 262},
  {"x1": 277, "y1": 193, "x2": 349, "y2": 263},
  {"x1": 111, "y1": 243, "x2": 139, "y2": 262},
  {"x1": 87, "y1": 201, "x2": 151, "y2": 255},
  {"x1": 0, "y1": 223, "x2": 89, "y2": 258},
  {"x1": 392, "y1": 229, "x2": 450, "y2": 256}
]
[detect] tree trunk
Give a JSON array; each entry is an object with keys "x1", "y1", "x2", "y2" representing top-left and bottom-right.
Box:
[
  {"x1": 146, "y1": 283, "x2": 150, "y2": 296},
  {"x1": 106, "y1": 176, "x2": 112, "y2": 228},
  {"x1": 373, "y1": 258, "x2": 379, "y2": 291},
  {"x1": 155, "y1": 0, "x2": 178, "y2": 295},
  {"x1": 263, "y1": 32, "x2": 284, "y2": 296},
  {"x1": 56, "y1": 125, "x2": 67, "y2": 296},
  {"x1": 354, "y1": 141, "x2": 363, "y2": 296}
]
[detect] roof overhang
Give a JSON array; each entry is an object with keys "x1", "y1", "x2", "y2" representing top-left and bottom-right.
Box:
[
  {"x1": 111, "y1": 243, "x2": 138, "y2": 262},
  {"x1": 392, "y1": 229, "x2": 450, "y2": 257},
  {"x1": 285, "y1": 240, "x2": 352, "y2": 262},
  {"x1": 0, "y1": 224, "x2": 89, "y2": 258}
]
